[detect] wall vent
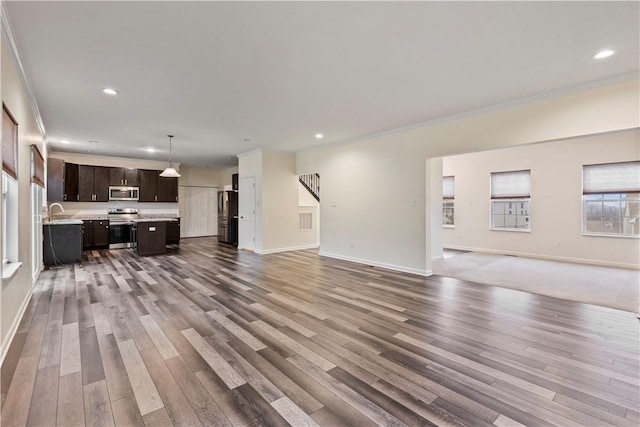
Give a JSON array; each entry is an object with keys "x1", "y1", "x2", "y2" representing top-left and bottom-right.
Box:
[{"x1": 298, "y1": 212, "x2": 313, "y2": 231}]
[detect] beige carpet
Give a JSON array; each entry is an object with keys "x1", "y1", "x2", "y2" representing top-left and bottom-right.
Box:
[{"x1": 432, "y1": 251, "x2": 640, "y2": 312}]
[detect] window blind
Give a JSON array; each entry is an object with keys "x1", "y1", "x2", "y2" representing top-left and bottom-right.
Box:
[
  {"x1": 491, "y1": 170, "x2": 530, "y2": 199},
  {"x1": 2, "y1": 105, "x2": 18, "y2": 180},
  {"x1": 442, "y1": 176, "x2": 455, "y2": 199},
  {"x1": 31, "y1": 145, "x2": 45, "y2": 187},
  {"x1": 583, "y1": 161, "x2": 640, "y2": 194}
]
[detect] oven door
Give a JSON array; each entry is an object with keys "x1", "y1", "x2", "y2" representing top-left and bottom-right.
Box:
[{"x1": 109, "y1": 222, "x2": 134, "y2": 248}]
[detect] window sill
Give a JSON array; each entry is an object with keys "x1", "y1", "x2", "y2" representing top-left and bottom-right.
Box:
[
  {"x1": 2, "y1": 261, "x2": 23, "y2": 281},
  {"x1": 443, "y1": 225, "x2": 455, "y2": 229},
  {"x1": 490, "y1": 228, "x2": 531, "y2": 233},
  {"x1": 582, "y1": 233, "x2": 639, "y2": 239}
]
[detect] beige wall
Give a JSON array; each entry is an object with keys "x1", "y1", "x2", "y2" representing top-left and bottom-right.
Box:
[
  {"x1": 1, "y1": 36, "x2": 47, "y2": 351},
  {"x1": 296, "y1": 79, "x2": 640, "y2": 275},
  {"x1": 443, "y1": 129, "x2": 640, "y2": 268}
]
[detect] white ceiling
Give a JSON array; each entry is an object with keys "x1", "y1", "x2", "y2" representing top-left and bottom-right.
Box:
[{"x1": 4, "y1": 1, "x2": 639, "y2": 169}]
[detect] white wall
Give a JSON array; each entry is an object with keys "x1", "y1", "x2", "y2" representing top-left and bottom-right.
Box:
[
  {"x1": 443, "y1": 129, "x2": 640, "y2": 268},
  {"x1": 296, "y1": 79, "x2": 640, "y2": 276},
  {"x1": 238, "y1": 149, "x2": 262, "y2": 251},
  {"x1": 48, "y1": 151, "x2": 172, "y2": 171},
  {"x1": 1, "y1": 35, "x2": 47, "y2": 353},
  {"x1": 238, "y1": 149, "x2": 319, "y2": 253},
  {"x1": 261, "y1": 151, "x2": 319, "y2": 253}
]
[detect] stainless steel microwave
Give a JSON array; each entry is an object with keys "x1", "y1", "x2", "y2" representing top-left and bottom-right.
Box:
[{"x1": 108, "y1": 186, "x2": 139, "y2": 201}]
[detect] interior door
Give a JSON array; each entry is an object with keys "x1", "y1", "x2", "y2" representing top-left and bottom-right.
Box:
[
  {"x1": 207, "y1": 188, "x2": 218, "y2": 235},
  {"x1": 185, "y1": 186, "x2": 209, "y2": 237},
  {"x1": 239, "y1": 176, "x2": 256, "y2": 251}
]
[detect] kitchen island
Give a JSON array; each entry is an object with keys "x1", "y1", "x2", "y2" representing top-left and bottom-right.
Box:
[{"x1": 132, "y1": 218, "x2": 179, "y2": 256}]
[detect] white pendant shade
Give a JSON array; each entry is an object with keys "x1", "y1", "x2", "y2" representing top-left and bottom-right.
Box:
[
  {"x1": 160, "y1": 166, "x2": 180, "y2": 177},
  {"x1": 161, "y1": 134, "x2": 181, "y2": 177}
]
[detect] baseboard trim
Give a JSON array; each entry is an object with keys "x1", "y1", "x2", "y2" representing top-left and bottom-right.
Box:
[
  {"x1": 443, "y1": 245, "x2": 640, "y2": 270},
  {"x1": 319, "y1": 251, "x2": 431, "y2": 277},
  {"x1": 0, "y1": 287, "x2": 33, "y2": 366},
  {"x1": 256, "y1": 244, "x2": 320, "y2": 255}
]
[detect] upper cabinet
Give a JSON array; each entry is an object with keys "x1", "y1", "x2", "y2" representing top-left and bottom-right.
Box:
[
  {"x1": 65, "y1": 163, "x2": 79, "y2": 201},
  {"x1": 78, "y1": 165, "x2": 110, "y2": 202},
  {"x1": 138, "y1": 169, "x2": 178, "y2": 202},
  {"x1": 46, "y1": 160, "x2": 177, "y2": 203},
  {"x1": 46, "y1": 159, "x2": 79, "y2": 201},
  {"x1": 109, "y1": 167, "x2": 139, "y2": 186},
  {"x1": 232, "y1": 173, "x2": 239, "y2": 191},
  {"x1": 47, "y1": 158, "x2": 64, "y2": 202}
]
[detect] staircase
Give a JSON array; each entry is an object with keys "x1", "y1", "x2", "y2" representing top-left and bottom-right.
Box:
[{"x1": 299, "y1": 173, "x2": 320, "y2": 202}]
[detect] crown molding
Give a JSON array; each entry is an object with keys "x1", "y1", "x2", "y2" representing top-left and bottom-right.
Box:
[
  {"x1": 1, "y1": 3, "x2": 47, "y2": 139},
  {"x1": 298, "y1": 71, "x2": 640, "y2": 155}
]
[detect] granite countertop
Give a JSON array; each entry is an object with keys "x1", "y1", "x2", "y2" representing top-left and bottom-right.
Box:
[
  {"x1": 43, "y1": 219, "x2": 84, "y2": 225},
  {"x1": 133, "y1": 217, "x2": 179, "y2": 223}
]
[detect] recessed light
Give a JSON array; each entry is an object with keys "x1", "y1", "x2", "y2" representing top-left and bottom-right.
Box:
[
  {"x1": 88, "y1": 140, "x2": 98, "y2": 144},
  {"x1": 594, "y1": 49, "x2": 616, "y2": 59},
  {"x1": 146, "y1": 147, "x2": 156, "y2": 153},
  {"x1": 315, "y1": 133, "x2": 324, "y2": 139},
  {"x1": 102, "y1": 88, "x2": 119, "y2": 95},
  {"x1": 60, "y1": 140, "x2": 71, "y2": 144}
]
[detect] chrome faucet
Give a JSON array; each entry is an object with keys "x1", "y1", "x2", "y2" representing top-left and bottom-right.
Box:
[{"x1": 48, "y1": 202, "x2": 65, "y2": 219}]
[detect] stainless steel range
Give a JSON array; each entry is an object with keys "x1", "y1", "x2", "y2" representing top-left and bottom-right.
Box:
[{"x1": 108, "y1": 208, "x2": 139, "y2": 249}]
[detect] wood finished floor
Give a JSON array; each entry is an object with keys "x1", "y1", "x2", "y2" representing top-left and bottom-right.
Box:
[{"x1": 1, "y1": 237, "x2": 639, "y2": 427}]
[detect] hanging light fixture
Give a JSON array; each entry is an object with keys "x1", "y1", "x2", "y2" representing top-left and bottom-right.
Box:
[{"x1": 160, "y1": 134, "x2": 181, "y2": 177}]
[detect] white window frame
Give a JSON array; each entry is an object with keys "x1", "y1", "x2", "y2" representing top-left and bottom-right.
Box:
[
  {"x1": 490, "y1": 198, "x2": 531, "y2": 232},
  {"x1": 582, "y1": 162, "x2": 640, "y2": 238},
  {"x1": 490, "y1": 170, "x2": 531, "y2": 232},
  {"x1": 2, "y1": 171, "x2": 21, "y2": 280},
  {"x1": 582, "y1": 193, "x2": 640, "y2": 238},
  {"x1": 442, "y1": 176, "x2": 455, "y2": 228}
]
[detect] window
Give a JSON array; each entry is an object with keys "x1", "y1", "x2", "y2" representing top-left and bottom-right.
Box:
[
  {"x1": 2, "y1": 104, "x2": 20, "y2": 279},
  {"x1": 442, "y1": 176, "x2": 455, "y2": 226},
  {"x1": 583, "y1": 161, "x2": 640, "y2": 237},
  {"x1": 490, "y1": 170, "x2": 530, "y2": 231}
]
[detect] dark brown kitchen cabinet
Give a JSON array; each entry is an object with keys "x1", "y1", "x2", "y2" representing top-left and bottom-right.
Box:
[
  {"x1": 47, "y1": 158, "x2": 64, "y2": 202},
  {"x1": 82, "y1": 220, "x2": 109, "y2": 249},
  {"x1": 166, "y1": 219, "x2": 180, "y2": 245},
  {"x1": 109, "y1": 167, "x2": 139, "y2": 186},
  {"x1": 46, "y1": 159, "x2": 79, "y2": 202},
  {"x1": 138, "y1": 169, "x2": 158, "y2": 202},
  {"x1": 78, "y1": 165, "x2": 110, "y2": 201},
  {"x1": 65, "y1": 163, "x2": 79, "y2": 201},
  {"x1": 157, "y1": 175, "x2": 178, "y2": 202},
  {"x1": 136, "y1": 221, "x2": 166, "y2": 256},
  {"x1": 232, "y1": 173, "x2": 239, "y2": 191},
  {"x1": 138, "y1": 169, "x2": 178, "y2": 202}
]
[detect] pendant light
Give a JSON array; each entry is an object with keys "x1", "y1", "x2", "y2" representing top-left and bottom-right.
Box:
[{"x1": 160, "y1": 134, "x2": 181, "y2": 177}]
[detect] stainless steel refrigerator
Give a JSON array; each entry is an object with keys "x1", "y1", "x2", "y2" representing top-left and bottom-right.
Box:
[{"x1": 218, "y1": 190, "x2": 238, "y2": 245}]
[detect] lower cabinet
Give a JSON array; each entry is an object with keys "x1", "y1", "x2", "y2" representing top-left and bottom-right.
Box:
[
  {"x1": 82, "y1": 220, "x2": 110, "y2": 249},
  {"x1": 166, "y1": 219, "x2": 180, "y2": 245},
  {"x1": 136, "y1": 221, "x2": 167, "y2": 256},
  {"x1": 43, "y1": 224, "x2": 82, "y2": 265}
]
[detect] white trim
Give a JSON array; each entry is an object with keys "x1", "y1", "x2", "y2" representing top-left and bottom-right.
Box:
[
  {"x1": 256, "y1": 244, "x2": 319, "y2": 255},
  {"x1": 1, "y1": 261, "x2": 22, "y2": 280},
  {"x1": 0, "y1": 4, "x2": 46, "y2": 138},
  {"x1": 0, "y1": 287, "x2": 33, "y2": 366},
  {"x1": 443, "y1": 245, "x2": 640, "y2": 270},
  {"x1": 319, "y1": 251, "x2": 431, "y2": 277}
]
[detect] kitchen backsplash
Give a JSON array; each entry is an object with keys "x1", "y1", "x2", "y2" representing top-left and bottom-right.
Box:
[{"x1": 48, "y1": 201, "x2": 179, "y2": 219}]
